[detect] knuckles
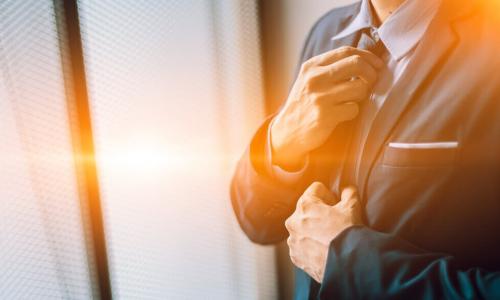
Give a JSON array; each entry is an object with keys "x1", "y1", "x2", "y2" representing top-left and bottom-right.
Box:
[
  {"x1": 300, "y1": 58, "x2": 315, "y2": 73},
  {"x1": 337, "y1": 46, "x2": 355, "y2": 56},
  {"x1": 302, "y1": 75, "x2": 314, "y2": 93},
  {"x1": 301, "y1": 69, "x2": 323, "y2": 94},
  {"x1": 310, "y1": 98, "x2": 324, "y2": 119},
  {"x1": 284, "y1": 216, "x2": 294, "y2": 231},
  {"x1": 297, "y1": 197, "x2": 313, "y2": 216},
  {"x1": 349, "y1": 54, "x2": 362, "y2": 65},
  {"x1": 290, "y1": 253, "x2": 301, "y2": 268},
  {"x1": 297, "y1": 193, "x2": 318, "y2": 209},
  {"x1": 351, "y1": 80, "x2": 370, "y2": 99},
  {"x1": 306, "y1": 181, "x2": 325, "y2": 196}
]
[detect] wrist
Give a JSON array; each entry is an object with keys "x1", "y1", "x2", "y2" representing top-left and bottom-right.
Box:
[
  {"x1": 269, "y1": 118, "x2": 308, "y2": 171},
  {"x1": 271, "y1": 139, "x2": 307, "y2": 171}
]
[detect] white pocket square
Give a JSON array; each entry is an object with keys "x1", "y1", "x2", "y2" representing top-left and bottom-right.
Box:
[{"x1": 388, "y1": 141, "x2": 458, "y2": 149}]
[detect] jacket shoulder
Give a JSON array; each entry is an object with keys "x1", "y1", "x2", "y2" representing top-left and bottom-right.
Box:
[
  {"x1": 300, "y1": 2, "x2": 360, "y2": 61},
  {"x1": 462, "y1": 1, "x2": 500, "y2": 67}
]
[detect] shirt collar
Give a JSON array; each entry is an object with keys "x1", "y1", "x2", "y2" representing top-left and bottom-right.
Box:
[
  {"x1": 331, "y1": 0, "x2": 375, "y2": 41},
  {"x1": 331, "y1": 0, "x2": 441, "y2": 60}
]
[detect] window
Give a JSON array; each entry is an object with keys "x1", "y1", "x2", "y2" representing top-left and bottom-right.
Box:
[
  {"x1": 1, "y1": 0, "x2": 276, "y2": 298},
  {"x1": 0, "y1": 0, "x2": 97, "y2": 298}
]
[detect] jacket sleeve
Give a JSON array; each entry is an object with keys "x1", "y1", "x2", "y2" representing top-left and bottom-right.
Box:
[
  {"x1": 229, "y1": 22, "x2": 316, "y2": 245},
  {"x1": 230, "y1": 113, "x2": 352, "y2": 244},
  {"x1": 319, "y1": 226, "x2": 500, "y2": 299},
  {"x1": 230, "y1": 117, "x2": 319, "y2": 245}
]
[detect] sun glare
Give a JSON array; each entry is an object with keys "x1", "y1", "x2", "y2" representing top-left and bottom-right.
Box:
[{"x1": 97, "y1": 137, "x2": 175, "y2": 177}]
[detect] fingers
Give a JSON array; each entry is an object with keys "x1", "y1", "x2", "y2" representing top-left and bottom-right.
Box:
[
  {"x1": 287, "y1": 182, "x2": 337, "y2": 234},
  {"x1": 314, "y1": 78, "x2": 370, "y2": 105},
  {"x1": 340, "y1": 186, "x2": 364, "y2": 225},
  {"x1": 284, "y1": 215, "x2": 296, "y2": 233},
  {"x1": 287, "y1": 235, "x2": 326, "y2": 283},
  {"x1": 305, "y1": 55, "x2": 378, "y2": 93},
  {"x1": 303, "y1": 182, "x2": 337, "y2": 204},
  {"x1": 341, "y1": 185, "x2": 358, "y2": 203},
  {"x1": 328, "y1": 55, "x2": 379, "y2": 85},
  {"x1": 339, "y1": 185, "x2": 362, "y2": 215},
  {"x1": 307, "y1": 46, "x2": 383, "y2": 70},
  {"x1": 287, "y1": 236, "x2": 302, "y2": 268}
]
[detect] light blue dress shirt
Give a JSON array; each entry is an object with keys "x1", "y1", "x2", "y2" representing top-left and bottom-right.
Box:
[{"x1": 269, "y1": 0, "x2": 441, "y2": 182}]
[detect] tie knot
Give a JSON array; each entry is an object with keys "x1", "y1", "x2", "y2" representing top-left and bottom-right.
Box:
[
  {"x1": 369, "y1": 27, "x2": 380, "y2": 42},
  {"x1": 357, "y1": 29, "x2": 386, "y2": 57}
]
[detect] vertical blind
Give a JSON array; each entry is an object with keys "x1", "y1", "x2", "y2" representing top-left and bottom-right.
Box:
[
  {"x1": 1, "y1": 0, "x2": 278, "y2": 299},
  {"x1": 0, "y1": 0, "x2": 98, "y2": 298},
  {"x1": 78, "y1": 0, "x2": 277, "y2": 298}
]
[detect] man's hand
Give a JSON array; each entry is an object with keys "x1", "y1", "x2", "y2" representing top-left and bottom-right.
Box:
[
  {"x1": 285, "y1": 182, "x2": 363, "y2": 283},
  {"x1": 271, "y1": 46, "x2": 383, "y2": 168}
]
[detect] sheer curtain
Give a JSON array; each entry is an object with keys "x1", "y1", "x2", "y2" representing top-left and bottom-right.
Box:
[
  {"x1": 78, "y1": 0, "x2": 277, "y2": 299},
  {"x1": 1, "y1": 0, "x2": 276, "y2": 299},
  {"x1": 0, "y1": 0, "x2": 98, "y2": 298}
]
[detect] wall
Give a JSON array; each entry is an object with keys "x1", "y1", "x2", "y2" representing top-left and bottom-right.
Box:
[{"x1": 259, "y1": 1, "x2": 357, "y2": 298}]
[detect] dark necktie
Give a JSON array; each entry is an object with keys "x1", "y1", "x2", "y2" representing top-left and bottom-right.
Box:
[
  {"x1": 357, "y1": 29, "x2": 385, "y2": 55},
  {"x1": 340, "y1": 29, "x2": 386, "y2": 191}
]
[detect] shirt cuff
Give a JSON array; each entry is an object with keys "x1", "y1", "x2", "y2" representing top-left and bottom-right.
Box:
[{"x1": 266, "y1": 119, "x2": 309, "y2": 185}]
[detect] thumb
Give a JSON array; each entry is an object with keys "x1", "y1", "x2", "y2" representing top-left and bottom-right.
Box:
[
  {"x1": 340, "y1": 185, "x2": 359, "y2": 207},
  {"x1": 340, "y1": 186, "x2": 364, "y2": 225},
  {"x1": 304, "y1": 182, "x2": 337, "y2": 205}
]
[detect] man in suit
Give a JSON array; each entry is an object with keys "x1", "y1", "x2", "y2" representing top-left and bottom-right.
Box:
[{"x1": 231, "y1": 0, "x2": 500, "y2": 298}]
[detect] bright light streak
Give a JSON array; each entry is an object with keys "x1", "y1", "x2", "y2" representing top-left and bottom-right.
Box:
[{"x1": 97, "y1": 137, "x2": 174, "y2": 177}]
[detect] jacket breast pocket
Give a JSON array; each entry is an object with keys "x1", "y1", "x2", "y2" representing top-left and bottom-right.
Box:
[
  {"x1": 382, "y1": 141, "x2": 459, "y2": 168},
  {"x1": 366, "y1": 141, "x2": 460, "y2": 236}
]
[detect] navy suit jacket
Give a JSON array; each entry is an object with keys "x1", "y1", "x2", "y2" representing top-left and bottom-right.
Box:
[{"x1": 231, "y1": 0, "x2": 500, "y2": 298}]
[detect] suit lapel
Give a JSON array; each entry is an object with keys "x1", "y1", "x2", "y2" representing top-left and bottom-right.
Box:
[{"x1": 356, "y1": 1, "x2": 470, "y2": 199}]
